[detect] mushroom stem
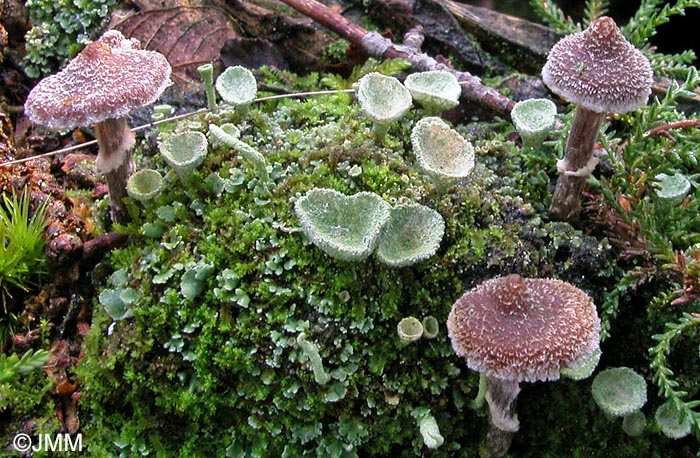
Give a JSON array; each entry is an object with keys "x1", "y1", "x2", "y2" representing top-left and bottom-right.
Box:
[
  {"x1": 482, "y1": 376, "x2": 520, "y2": 458},
  {"x1": 485, "y1": 376, "x2": 520, "y2": 433},
  {"x1": 548, "y1": 106, "x2": 603, "y2": 224},
  {"x1": 103, "y1": 151, "x2": 134, "y2": 225},
  {"x1": 483, "y1": 424, "x2": 516, "y2": 458},
  {"x1": 94, "y1": 117, "x2": 136, "y2": 225}
]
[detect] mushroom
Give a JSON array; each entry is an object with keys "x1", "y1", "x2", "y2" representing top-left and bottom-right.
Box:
[
  {"x1": 541, "y1": 16, "x2": 653, "y2": 223},
  {"x1": 24, "y1": 30, "x2": 171, "y2": 225},
  {"x1": 447, "y1": 274, "x2": 600, "y2": 457}
]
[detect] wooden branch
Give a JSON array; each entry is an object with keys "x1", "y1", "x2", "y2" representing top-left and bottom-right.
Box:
[
  {"x1": 440, "y1": 0, "x2": 558, "y2": 73},
  {"x1": 645, "y1": 119, "x2": 700, "y2": 137},
  {"x1": 82, "y1": 232, "x2": 129, "y2": 261},
  {"x1": 277, "y1": 0, "x2": 516, "y2": 119}
]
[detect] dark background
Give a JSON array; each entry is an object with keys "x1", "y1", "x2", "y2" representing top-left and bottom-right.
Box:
[{"x1": 467, "y1": 0, "x2": 700, "y2": 65}]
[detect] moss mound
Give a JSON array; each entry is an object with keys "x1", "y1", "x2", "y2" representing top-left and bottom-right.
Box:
[{"x1": 77, "y1": 73, "x2": 626, "y2": 457}]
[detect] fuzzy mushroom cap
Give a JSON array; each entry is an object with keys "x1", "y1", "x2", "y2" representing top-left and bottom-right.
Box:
[
  {"x1": 25, "y1": 30, "x2": 172, "y2": 130},
  {"x1": 447, "y1": 274, "x2": 600, "y2": 383},
  {"x1": 541, "y1": 16, "x2": 653, "y2": 114}
]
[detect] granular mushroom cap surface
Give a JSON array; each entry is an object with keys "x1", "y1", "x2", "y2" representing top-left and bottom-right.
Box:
[
  {"x1": 541, "y1": 16, "x2": 653, "y2": 114},
  {"x1": 25, "y1": 30, "x2": 172, "y2": 130},
  {"x1": 447, "y1": 275, "x2": 600, "y2": 383}
]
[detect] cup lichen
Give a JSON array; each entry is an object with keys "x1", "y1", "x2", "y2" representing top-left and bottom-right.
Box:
[
  {"x1": 158, "y1": 130, "x2": 209, "y2": 179},
  {"x1": 404, "y1": 70, "x2": 461, "y2": 114},
  {"x1": 375, "y1": 202, "x2": 445, "y2": 268},
  {"x1": 294, "y1": 188, "x2": 390, "y2": 262},
  {"x1": 397, "y1": 316, "x2": 423, "y2": 345},
  {"x1": 411, "y1": 116, "x2": 475, "y2": 189},
  {"x1": 510, "y1": 98, "x2": 557, "y2": 150},
  {"x1": 215, "y1": 65, "x2": 257, "y2": 114},
  {"x1": 356, "y1": 72, "x2": 412, "y2": 143},
  {"x1": 126, "y1": 168, "x2": 164, "y2": 203},
  {"x1": 591, "y1": 367, "x2": 647, "y2": 417}
]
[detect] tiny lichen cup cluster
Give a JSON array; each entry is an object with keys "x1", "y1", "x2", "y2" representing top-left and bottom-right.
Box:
[{"x1": 356, "y1": 70, "x2": 461, "y2": 143}]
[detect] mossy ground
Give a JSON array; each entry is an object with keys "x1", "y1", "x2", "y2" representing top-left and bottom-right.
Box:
[
  {"x1": 55, "y1": 67, "x2": 691, "y2": 457},
  {"x1": 2, "y1": 67, "x2": 698, "y2": 458}
]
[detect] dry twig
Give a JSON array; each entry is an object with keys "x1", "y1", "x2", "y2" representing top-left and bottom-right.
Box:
[{"x1": 277, "y1": 0, "x2": 516, "y2": 119}]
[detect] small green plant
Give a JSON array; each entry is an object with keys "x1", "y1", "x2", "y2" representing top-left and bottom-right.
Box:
[
  {"x1": 0, "y1": 189, "x2": 49, "y2": 307},
  {"x1": 0, "y1": 348, "x2": 50, "y2": 384},
  {"x1": 649, "y1": 312, "x2": 700, "y2": 437},
  {"x1": 23, "y1": 0, "x2": 117, "y2": 78}
]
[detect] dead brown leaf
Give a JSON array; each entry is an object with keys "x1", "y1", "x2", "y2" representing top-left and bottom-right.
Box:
[{"x1": 113, "y1": 6, "x2": 240, "y2": 87}]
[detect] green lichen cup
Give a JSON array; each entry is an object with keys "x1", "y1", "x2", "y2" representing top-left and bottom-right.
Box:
[
  {"x1": 158, "y1": 130, "x2": 209, "y2": 179},
  {"x1": 404, "y1": 70, "x2": 461, "y2": 114},
  {"x1": 375, "y1": 203, "x2": 445, "y2": 268},
  {"x1": 510, "y1": 98, "x2": 557, "y2": 149},
  {"x1": 215, "y1": 65, "x2": 257, "y2": 113},
  {"x1": 356, "y1": 72, "x2": 412, "y2": 143},
  {"x1": 655, "y1": 399, "x2": 692, "y2": 439},
  {"x1": 126, "y1": 169, "x2": 164, "y2": 203},
  {"x1": 654, "y1": 172, "x2": 691, "y2": 205},
  {"x1": 561, "y1": 347, "x2": 600, "y2": 380},
  {"x1": 397, "y1": 316, "x2": 423, "y2": 345},
  {"x1": 591, "y1": 367, "x2": 647, "y2": 417},
  {"x1": 421, "y1": 316, "x2": 439, "y2": 339},
  {"x1": 294, "y1": 188, "x2": 391, "y2": 262},
  {"x1": 411, "y1": 116, "x2": 475, "y2": 189}
]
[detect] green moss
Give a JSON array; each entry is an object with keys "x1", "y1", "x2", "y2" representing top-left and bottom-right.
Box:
[
  {"x1": 73, "y1": 63, "x2": 696, "y2": 457},
  {"x1": 23, "y1": 0, "x2": 116, "y2": 78}
]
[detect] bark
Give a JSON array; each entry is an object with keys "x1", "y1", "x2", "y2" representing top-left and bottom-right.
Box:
[{"x1": 82, "y1": 231, "x2": 129, "y2": 261}]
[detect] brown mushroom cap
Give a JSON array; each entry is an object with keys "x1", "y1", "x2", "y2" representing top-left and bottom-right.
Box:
[
  {"x1": 447, "y1": 274, "x2": 600, "y2": 383},
  {"x1": 541, "y1": 16, "x2": 653, "y2": 114},
  {"x1": 24, "y1": 30, "x2": 171, "y2": 130}
]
